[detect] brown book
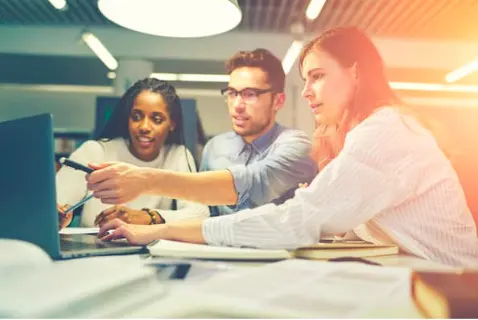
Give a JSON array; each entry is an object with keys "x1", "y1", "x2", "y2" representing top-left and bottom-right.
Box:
[{"x1": 412, "y1": 271, "x2": 478, "y2": 318}]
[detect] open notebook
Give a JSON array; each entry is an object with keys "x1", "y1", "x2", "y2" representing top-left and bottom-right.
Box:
[{"x1": 148, "y1": 240, "x2": 398, "y2": 261}]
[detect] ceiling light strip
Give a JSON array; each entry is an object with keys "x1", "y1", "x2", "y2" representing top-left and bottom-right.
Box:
[
  {"x1": 81, "y1": 32, "x2": 118, "y2": 71},
  {"x1": 150, "y1": 73, "x2": 478, "y2": 93},
  {"x1": 390, "y1": 82, "x2": 478, "y2": 93},
  {"x1": 305, "y1": 0, "x2": 327, "y2": 20},
  {"x1": 282, "y1": 40, "x2": 304, "y2": 75},
  {"x1": 445, "y1": 58, "x2": 478, "y2": 83}
]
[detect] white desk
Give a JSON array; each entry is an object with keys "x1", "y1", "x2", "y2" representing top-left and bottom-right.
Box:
[
  {"x1": 121, "y1": 254, "x2": 453, "y2": 319},
  {"x1": 0, "y1": 252, "x2": 459, "y2": 318}
]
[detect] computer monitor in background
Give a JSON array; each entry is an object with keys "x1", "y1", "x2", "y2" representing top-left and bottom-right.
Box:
[{"x1": 95, "y1": 96, "x2": 204, "y2": 166}]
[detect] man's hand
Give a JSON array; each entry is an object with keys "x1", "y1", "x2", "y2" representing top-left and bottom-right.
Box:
[
  {"x1": 58, "y1": 204, "x2": 72, "y2": 230},
  {"x1": 86, "y1": 162, "x2": 151, "y2": 204},
  {"x1": 98, "y1": 219, "x2": 167, "y2": 245},
  {"x1": 94, "y1": 205, "x2": 160, "y2": 227}
]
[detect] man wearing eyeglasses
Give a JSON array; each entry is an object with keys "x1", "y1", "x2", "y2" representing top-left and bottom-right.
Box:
[{"x1": 87, "y1": 49, "x2": 317, "y2": 222}]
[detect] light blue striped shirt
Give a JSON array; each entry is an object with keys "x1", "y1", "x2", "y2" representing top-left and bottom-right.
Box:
[{"x1": 200, "y1": 123, "x2": 317, "y2": 216}]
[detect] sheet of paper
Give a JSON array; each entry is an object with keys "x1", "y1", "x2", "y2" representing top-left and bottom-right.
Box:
[
  {"x1": 59, "y1": 227, "x2": 99, "y2": 235},
  {"x1": 148, "y1": 259, "x2": 413, "y2": 318}
]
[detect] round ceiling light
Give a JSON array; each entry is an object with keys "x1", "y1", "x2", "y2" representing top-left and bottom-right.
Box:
[{"x1": 98, "y1": 0, "x2": 242, "y2": 38}]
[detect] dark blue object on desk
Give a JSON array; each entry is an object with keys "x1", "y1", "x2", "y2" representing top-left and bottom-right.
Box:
[{"x1": 146, "y1": 259, "x2": 192, "y2": 280}]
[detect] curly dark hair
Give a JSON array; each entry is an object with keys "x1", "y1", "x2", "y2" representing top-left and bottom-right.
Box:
[{"x1": 95, "y1": 77, "x2": 183, "y2": 146}]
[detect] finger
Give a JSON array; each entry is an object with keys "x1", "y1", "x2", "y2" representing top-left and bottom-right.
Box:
[
  {"x1": 100, "y1": 228, "x2": 125, "y2": 242},
  {"x1": 58, "y1": 203, "x2": 69, "y2": 214},
  {"x1": 59, "y1": 212, "x2": 73, "y2": 229},
  {"x1": 98, "y1": 218, "x2": 125, "y2": 237},
  {"x1": 94, "y1": 205, "x2": 119, "y2": 225},
  {"x1": 103, "y1": 205, "x2": 120, "y2": 216},
  {"x1": 88, "y1": 162, "x2": 117, "y2": 170},
  {"x1": 100, "y1": 197, "x2": 123, "y2": 205},
  {"x1": 88, "y1": 177, "x2": 120, "y2": 194},
  {"x1": 86, "y1": 166, "x2": 118, "y2": 185},
  {"x1": 97, "y1": 211, "x2": 120, "y2": 227},
  {"x1": 59, "y1": 211, "x2": 72, "y2": 221},
  {"x1": 101, "y1": 225, "x2": 134, "y2": 243},
  {"x1": 96, "y1": 209, "x2": 120, "y2": 226},
  {"x1": 111, "y1": 226, "x2": 140, "y2": 245},
  {"x1": 93, "y1": 189, "x2": 120, "y2": 200}
]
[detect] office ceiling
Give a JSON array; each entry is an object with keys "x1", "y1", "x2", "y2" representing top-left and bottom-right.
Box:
[
  {"x1": 1, "y1": 0, "x2": 478, "y2": 89},
  {"x1": 1, "y1": 0, "x2": 478, "y2": 41}
]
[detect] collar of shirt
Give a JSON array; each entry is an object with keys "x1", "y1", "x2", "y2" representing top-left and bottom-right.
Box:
[{"x1": 235, "y1": 122, "x2": 280, "y2": 157}]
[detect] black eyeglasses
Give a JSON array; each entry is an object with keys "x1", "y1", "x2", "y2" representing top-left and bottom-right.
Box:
[{"x1": 220, "y1": 87, "x2": 274, "y2": 104}]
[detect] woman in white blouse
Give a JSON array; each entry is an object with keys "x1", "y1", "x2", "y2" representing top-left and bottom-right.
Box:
[
  {"x1": 90, "y1": 27, "x2": 478, "y2": 267},
  {"x1": 57, "y1": 78, "x2": 209, "y2": 228}
]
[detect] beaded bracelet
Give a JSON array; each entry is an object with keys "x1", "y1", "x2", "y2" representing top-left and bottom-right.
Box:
[{"x1": 141, "y1": 208, "x2": 164, "y2": 225}]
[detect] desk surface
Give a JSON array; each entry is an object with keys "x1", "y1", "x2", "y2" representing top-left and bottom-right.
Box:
[
  {"x1": 0, "y1": 252, "x2": 456, "y2": 318},
  {"x1": 122, "y1": 254, "x2": 439, "y2": 319}
]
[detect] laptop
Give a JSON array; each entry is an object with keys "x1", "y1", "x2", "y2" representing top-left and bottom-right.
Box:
[{"x1": 0, "y1": 113, "x2": 146, "y2": 259}]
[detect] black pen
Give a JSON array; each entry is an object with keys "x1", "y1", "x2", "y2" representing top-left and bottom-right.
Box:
[{"x1": 59, "y1": 157, "x2": 94, "y2": 174}]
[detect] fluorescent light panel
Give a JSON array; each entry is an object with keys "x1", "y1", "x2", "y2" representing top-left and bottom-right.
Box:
[
  {"x1": 151, "y1": 73, "x2": 230, "y2": 82},
  {"x1": 81, "y1": 32, "x2": 118, "y2": 71},
  {"x1": 48, "y1": 0, "x2": 67, "y2": 10},
  {"x1": 305, "y1": 0, "x2": 327, "y2": 20},
  {"x1": 282, "y1": 40, "x2": 304, "y2": 75},
  {"x1": 445, "y1": 58, "x2": 478, "y2": 83},
  {"x1": 150, "y1": 73, "x2": 478, "y2": 93},
  {"x1": 390, "y1": 81, "x2": 478, "y2": 93}
]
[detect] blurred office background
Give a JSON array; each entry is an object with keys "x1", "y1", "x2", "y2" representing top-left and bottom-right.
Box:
[{"x1": 0, "y1": 0, "x2": 477, "y2": 222}]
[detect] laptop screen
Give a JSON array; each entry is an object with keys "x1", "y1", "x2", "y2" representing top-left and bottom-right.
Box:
[{"x1": 0, "y1": 113, "x2": 61, "y2": 259}]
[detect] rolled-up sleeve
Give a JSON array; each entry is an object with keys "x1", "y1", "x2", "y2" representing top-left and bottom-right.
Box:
[{"x1": 228, "y1": 131, "x2": 317, "y2": 208}]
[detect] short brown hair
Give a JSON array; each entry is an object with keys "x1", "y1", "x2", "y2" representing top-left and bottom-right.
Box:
[{"x1": 225, "y1": 48, "x2": 285, "y2": 92}]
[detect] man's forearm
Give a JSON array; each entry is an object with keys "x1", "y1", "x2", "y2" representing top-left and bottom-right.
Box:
[{"x1": 144, "y1": 169, "x2": 238, "y2": 205}]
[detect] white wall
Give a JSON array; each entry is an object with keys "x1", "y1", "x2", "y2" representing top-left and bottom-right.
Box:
[
  {"x1": 0, "y1": 88, "x2": 96, "y2": 131},
  {"x1": 3, "y1": 84, "x2": 476, "y2": 141}
]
